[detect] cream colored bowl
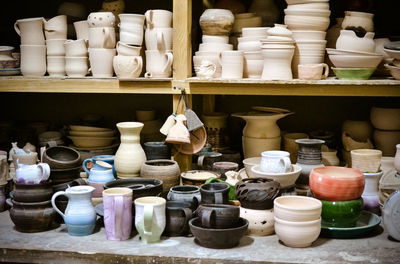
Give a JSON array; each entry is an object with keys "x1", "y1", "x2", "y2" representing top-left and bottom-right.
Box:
[
  {"x1": 284, "y1": 15, "x2": 330, "y2": 31},
  {"x1": 243, "y1": 157, "x2": 261, "y2": 177},
  {"x1": 68, "y1": 136, "x2": 117, "y2": 148},
  {"x1": 284, "y1": 9, "x2": 331, "y2": 18},
  {"x1": 69, "y1": 130, "x2": 116, "y2": 137},
  {"x1": 250, "y1": 164, "x2": 302, "y2": 187},
  {"x1": 69, "y1": 125, "x2": 112, "y2": 132},
  {"x1": 328, "y1": 54, "x2": 382, "y2": 68},
  {"x1": 274, "y1": 196, "x2": 322, "y2": 222}
]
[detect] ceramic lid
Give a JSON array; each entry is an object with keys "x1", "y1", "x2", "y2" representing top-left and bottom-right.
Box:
[{"x1": 383, "y1": 190, "x2": 400, "y2": 241}]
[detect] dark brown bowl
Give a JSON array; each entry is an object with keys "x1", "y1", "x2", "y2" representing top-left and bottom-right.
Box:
[
  {"x1": 235, "y1": 178, "x2": 280, "y2": 210},
  {"x1": 50, "y1": 166, "x2": 81, "y2": 184},
  {"x1": 42, "y1": 146, "x2": 81, "y2": 170},
  {"x1": 13, "y1": 181, "x2": 53, "y2": 203},
  {"x1": 104, "y1": 178, "x2": 163, "y2": 200},
  {"x1": 189, "y1": 217, "x2": 248, "y2": 249}
]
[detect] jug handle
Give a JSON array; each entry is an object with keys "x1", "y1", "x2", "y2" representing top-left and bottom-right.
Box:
[
  {"x1": 82, "y1": 158, "x2": 93, "y2": 174},
  {"x1": 129, "y1": 56, "x2": 143, "y2": 76},
  {"x1": 38, "y1": 163, "x2": 51, "y2": 180},
  {"x1": 156, "y1": 31, "x2": 165, "y2": 51},
  {"x1": 281, "y1": 157, "x2": 291, "y2": 172},
  {"x1": 143, "y1": 205, "x2": 153, "y2": 236},
  {"x1": 321, "y1": 63, "x2": 329, "y2": 79},
  {"x1": 145, "y1": 10, "x2": 154, "y2": 30},
  {"x1": 14, "y1": 21, "x2": 20, "y2": 36},
  {"x1": 201, "y1": 208, "x2": 215, "y2": 228},
  {"x1": 179, "y1": 207, "x2": 193, "y2": 234},
  {"x1": 114, "y1": 196, "x2": 124, "y2": 238},
  {"x1": 51, "y1": 191, "x2": 68, "y2": 219},
  {"x1": 162, "y1": 52, "x2": 173, "y2": 73}
]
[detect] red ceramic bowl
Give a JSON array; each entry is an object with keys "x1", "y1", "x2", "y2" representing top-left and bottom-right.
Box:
[{"x1": 310, "y1": 166, "x2": 364, "y2": 201}]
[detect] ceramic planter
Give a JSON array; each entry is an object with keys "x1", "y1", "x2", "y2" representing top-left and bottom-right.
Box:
[
  {"x1": 370, "y1": 107, "x2": 400, "y2": 131},
  {"x1": 321, "y1": 198, "x2": 363, "y2": 228},
  {"x1": 235, "y1": 178, "x2": 280, "y2": 210},
  {"x1": 274, "y1": 196, "x2": 322, "y2": 222},
  {"x1": 240, "y1": 206, "x2": 274, "y2": 236}
]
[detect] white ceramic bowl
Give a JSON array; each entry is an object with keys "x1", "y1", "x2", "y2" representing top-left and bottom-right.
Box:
[
  {"x1": 384, "y1": 64, "x2": 400, "y2": 80},
  {"x1": 69, "y1": 125, "x2": 112, "y2": 132},
  {"x1": 284, "y1": 9, "x2": 331, "y2": 17},
  {"x1": 202, "y1": 35, "x2": 229, "y2": 44},
  {"x1": 383, "y1": 48, "x2": 400, "y2": 60},
  {"x1": 286, "y1": 3, "x2": 330, "y2": 10},
  {"x1": 326, "y1": 48, "x2": 378, "y2": 56},
  {"x1": 284, "y1": 15, "x2": 330, "y2": 31},
  {"x1": 274, "y1": 216, "x2": 321, "y2": 248},
  {"x1": 242, "y1": 27, "x2": 269, "y2": 38},
  {"x1": 328, "y1": 54, "x2": 383, "y2": 68},
  {"x1": 199, "y1": 43, "x2": 233, "y2": 52},
  {"x1": 250, "y1": 164, "x2": 302, "y2": 187},
  {"x1": 291, "y1": 30, "x2": 326, "y2": 41},
  {"x1": 274, "y1": 196, "x2": 322, "y2": 222},
  {"x1": 243, "y1": 157, "x2": 261, "y2": 177},
  {"x1": 286, "y1": 0, "x2": 329, "y2": 5}
]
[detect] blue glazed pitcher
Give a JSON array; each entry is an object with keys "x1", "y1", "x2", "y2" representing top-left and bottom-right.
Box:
[
  {"x1": 83, "y1": 155, "x2": 116, "y2": 177},
  {"x1": 51, "y1": 186, "x2": 97, "y2": 236}
]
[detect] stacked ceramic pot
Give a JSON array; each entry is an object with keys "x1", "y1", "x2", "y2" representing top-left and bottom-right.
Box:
[
  {"x1": 370, "y1": 107, "x2": 400, "y2": 157},
  {"x1": 87, "y1": 12, "x2": 117, "y2": 78},
  {"x1": 14, "y1": 17, "x2": 47, "y2": 77},
  {"x1": 65, "y1": 21, "x2": 89, "y2": 78},
  {"x1": 260, "y1": 24, "x2": 295, "y2": 80},
  {"x1": 195, "y1": 9, "x2": 234, "y2": 78},
  {"x1": 383, "y1": 41, "x2": 400, "y2": 80},
  {"x1": 67, "y1": 125, "x2": 117, "y2": 151},
  {"x1": 239, "y1": 27, "x2": 268, "y2": 79},
  {"x1": 231, "y1": 13, "x2": 262, "y2": 49},
  {"x1": 310, "y1": 166, "x2": 365, "y2": 231},
  {"x1": 114, "y1": 14, "x2": 145, "y2": 79},
  {"x1": 283, "y1": 1, "x2": 330, "y2": 78},
  {"x1": 327, "y1": 12, "x2": 383, "y2": 80},
  {"x1": 144, "y1": 9, "x2": 173, "y2": 78}
]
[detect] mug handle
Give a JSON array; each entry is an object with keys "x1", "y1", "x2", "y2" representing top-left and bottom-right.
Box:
[
  {"x1": 156, "y1": 31, "x2": 165, "y2": 51},
  {"x1": 51, "y1": 191, "x2": 68, "y2": 219},
  {"x1": 179, "y1": 208, "x2": 193, "y2": 234},
  {"x1": 281, "y1": 157, "x2": 292, "y2": 172},
  {"x1": 129, "y1": 57, "x2": 143, "y2": 76},
  {"x1": 143, "y1": 205, "x2": 153, "y2": 236},
  {"x1": 103, "y1": 27, "x2": 111, "y2": 48},
  {"x1": 145, "y1": 10, "x2": 154, "y2": 30},
  {"x1": 197, "y1": 155, "x2": 205, "y2": 167},
  {"x1": 162, "y1": 52, "x2": 173, "y2": 73},
  {"x1": 214, "y1": 192, "x2": 223, "y2": 204},
  {"x1": 321, "y1": 63, "x2": 329, "y2": 79},
  {"x1": 14, "y1": 21, "x2": 20, "y2": 36},
  {"x1": 201, "y1": 208, "x2": 215, "y2": 228},
  {"x1": 38, "y1": 163, "x2": 51, "y2": 180},
  {"x1": 82, "y1": 158, "x2": 93, "y2": 175},
  {"x1": 114, "y1": 196, "x2": 124, "y2": 238}
]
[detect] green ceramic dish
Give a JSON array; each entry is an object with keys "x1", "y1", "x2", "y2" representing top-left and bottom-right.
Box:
[
  {"x1": 332, "y1": 67, "x2": 375, "y2": 80},
  {"x1": 320, "y1": 211, "x2": 381, "y2": 239},
  {"x1": 321, "y1": 198, "x2": 363, "y2": 228}
]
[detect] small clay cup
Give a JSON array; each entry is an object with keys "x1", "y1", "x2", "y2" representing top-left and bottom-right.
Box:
[
  {"x1": 200, "y1": 183, "x2": 230, "y2": 204},
  {"x1": 235, "y1": 178, "x2": 280, "y2": 210},
  {"x1": 164, "y1": 201, "x2": 193, "y2": 236},
  {"x1": 196, "y1": 204, "x2": 240, "y2": 229}
]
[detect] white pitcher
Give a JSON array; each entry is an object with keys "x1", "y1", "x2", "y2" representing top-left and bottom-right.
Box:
[
  {"x1": 14, "y1": 17, "x2": 46, "y2": 45},
  {"x1": 15, "y1": 162, "x2": 50, "y2": 184}
]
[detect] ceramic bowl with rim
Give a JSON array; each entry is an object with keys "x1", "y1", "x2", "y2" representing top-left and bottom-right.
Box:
[
  {"x1": 310, "y1": 166, "x2": 365, "y2": 201},
  {"x1": 69, "y1": 130, "x2": 116, "y2": 137},
  {"x1": 181, "y1": 170, "x2": 220, "y2": 186},
  {"x1": 68, "y1": 136, "x2": 117, "y2": 148},
  {"x1": 274, "y1": 216, "x2": 321, "y2": 248},
  {"x1": 69, "y1": 125, "x2": 113, "y2": 132},
  {"x1": 274, "y1": 195, "x2": 322, "y2": 222},
  {"x1": 370, "y1": 106, "x2": 400, "y2": 131},
  {"x1": 250, "y1": 164, "x2": 302, "y2": 187},
  {"x1": 326, "y1": 48, "x2": 378, "y2": 56},
  {"x1": 384, "y1": 64, "x2": 400, "y2": 80},
  {"x1": 383, "y1": 48, "x2": 400, "y2": 60},
  {"x1": 284, "y1": 15, "x2": 330, "y2": 31},
  {"x1": 350, "y1": 149, "x2": 382, "y2": 173},
  {"x1": 328, "y1": 54, "x2": 382, "y2": 68},
  {"x1": 286, "y1": 2, "x2": 330, "y2": 10},
  {"x1": 284, "y1": 9, "x2": 331, "y2": 18},
  {"x1": 321, "y1": 198, "x2": 363, "y2": 228},
  {"x1": 42, "y1": 146, "x2": 81, "y2": 169},
  {"x1": 243, "y1": 157, "x2": 261, "y2": 177},
  {"x1": 332, "y1": 68, "x2": 376, "y2": 80},
  {"x1": 291, "y1": 30, "x2": 326, "y2": 41}
]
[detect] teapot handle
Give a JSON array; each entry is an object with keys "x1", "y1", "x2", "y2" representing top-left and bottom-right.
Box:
[
  {"x1": 129, "y1": 56, "x2": 143, "y2": 76},
  {"x1": 51, "y1": 191, "x2": 68, "y2": 219},
  {"x1": 162, "y1": 52, "x2": 173, "y2": 73}
]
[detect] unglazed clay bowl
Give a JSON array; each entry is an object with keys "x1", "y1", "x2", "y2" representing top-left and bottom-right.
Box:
[
  {"x1": 250, "y1": 164, "x2": 302, "y2": 187},
  {"x1": 42, "y1": 146, "x2": 81, "y2": 169},
  {"x1": 332, "y1": 68, "x2": 375, "y2": 80},
  {"x1": 274, "y1": 216, "x2": 321, "y2": 248},
  {"x1": 69, "y1": 130, "x2": 116, "y2": 137},
  {"x1": 68, "y1": 136, "x2": 117, "y2": 148},
  {"x1": 189, "y1": 217, "x2": 248, "y2": 249},
  {"x1": 350, "y1": 149, "x2": 382, "y2": 173},
  {"x1": 370, "y1": 106, "x2": 400, "y2": 131},
  {"x1": 274, "y1": 195, "x2": 322, "y2": 222},
  {"x1": 310, "y1": 166, "x2": 364, "y2": 201},
  {"x1": 383, "y1": 48, "x2": 400, "y2": 60},
  {"x1": 321, "y1": 198, "x2": 363, "y2": 228},
  {"x1": 181, "y1": 170, "x2": 220, "y2": 186},
  {"x1": 243, "y1": 157, "x2": 261, "y2": 178}
]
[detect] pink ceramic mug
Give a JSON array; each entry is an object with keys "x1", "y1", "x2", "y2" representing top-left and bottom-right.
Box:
[
  {"x1": 298, "y1": 63, "x2": 329, "y2": 80},
  {"x1": 103, "y1": 187, "x2": 133, "y2": 241}
]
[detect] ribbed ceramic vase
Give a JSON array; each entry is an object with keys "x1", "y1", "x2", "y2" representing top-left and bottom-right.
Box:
[
  {"x1": 295, "y1": 139, "x2": 325, "y2": 187},
  {"x1": 114, "y1": 122, "x2": 146, "y2": 178}
]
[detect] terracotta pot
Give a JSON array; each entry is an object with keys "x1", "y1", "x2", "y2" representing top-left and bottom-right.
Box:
[
  {"x1": 235, "y1": 178, "x2": 280, "y2": 210},
  {"x1": 13, "y1": 181, "x2": 53, "y2": 202},
  {"x1": 42, "y1": 146, "x2": 81, "y2": 170},
  {"x1": 373, "y1": 130, "x2": 400, "y2": 156},
  {"x1": 310, "y1": 166, "x2": 365, "y2": 201},
  {"x1": 10, "y1": 199, "x2": 56, "y2": 233},
  {"x1": 274, "y1": 196, "x2": 321, "y2": 222},
  {"x1": 140, "y1": 159, "x2": 180, "y2": 195},
  {"x1": 370, "y1": 107, "x2": 400, "y2": 131},
  {"x1": 342, "y1": 120, "x2": 373, "y2": 142},
  {"x1": 239, "y1": 206, "x2": 274, "y2": 236}
]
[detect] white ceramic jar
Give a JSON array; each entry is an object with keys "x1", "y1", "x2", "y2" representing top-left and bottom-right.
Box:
[
  {"x1": 342, "y1": 11, "x2": 374, "y2": 32},
  {"x1": 336, "y1": 30, "x2": 375, "y2": 53}
]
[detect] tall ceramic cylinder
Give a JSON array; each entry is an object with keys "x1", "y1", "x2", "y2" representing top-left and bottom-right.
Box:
[
  {"x1": 114, "y1": 122, "x2": 146, "y2": 178},
  {"x1": 362, "y1": 171, "x2": 383, "y2": 215}
]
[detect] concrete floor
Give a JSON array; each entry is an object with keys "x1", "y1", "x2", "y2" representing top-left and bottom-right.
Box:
[{"x1": 0, "y1": 211, "x2": 399, "y2": 264}]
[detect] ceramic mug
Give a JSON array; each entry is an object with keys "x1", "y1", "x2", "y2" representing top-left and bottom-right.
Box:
[
  {"x1": 46, "y1": 39, "x2": 66, "y2": 56},
  {"x1": 44, "y1": 15, "x2": 67, "y2": 40},
  {"x1": 167, "y1": 185, "x2": 201, "y2": 206},
  {"x1": 73, "y1": 20, "x2": 89, "y2": 40},
  {"x1": 88, "y1": 27, "x2": 116, "y2": 49},
  {"x1": 14, "y1": 17, "x2": 46, "y2": 45},
  {"x1": 200, "y1": 183, "x2": 230, "y2": 204},
  {"x1": 202, "y1": 35, "x2": 229, "y2": 44},
  {"x1": 118, "y1": 14, "x2": 145, "y2": 28},
  {"x1": 220, "y1": 51, "x2": 244, "y2": 79},
  {"x1": 116, "y1": 41, "x2": 141, "y2": 56},
  {"x1": 197, "y1": 152, "x2": 222, "y2": 170},
  {"x1": 145, "y1": 9, "x2": 173, "y2": 29},
  {"x1": 88, "y1": 48, "x2": 116, "y2": 78},
  {"x1": 113, "y1": 55, "x2": 143, "y2": 78},
  {"x1": 20, "y1": 44, "x2": 47, "y2": 77},
  {"x1": 65, "y1": 56, "x2": 89, "y2": 77},
  {"x1": 145, "y1": 50, "x2": 173, "y2": 78},
  {"x1": 197, "y1": 204, "x2": 240, "y2": 228},
  {"x1": 119, "y1": 26, "x2": 144, "y2": 46},
  {"x1": 145, "y1": 28, "x2": 173, "y2": 51},
  {"x1": 260, "y1": 150, "x2": 291, "y2": 173},
  {"x1": 65, "y1": 39, "x2": 88, "y2": 57},
  {"x1": 134, "y1": 196, "x2": 166, "y2": 243},
  {"x1": 298, "y1": 63, "x2": 329, "y2": 80},
  {"x1": 47, "y1": 56, "x2": 66, "y2": 77},
  {"x1": 103, "y1": 187, "x2": 133, "y2": 241},
  {"x1": 87, "y1": 12, "x2": 116, "y2": 28},
  {"x1": 164, "y1": 201, "x2": 193, "y2": 236}
]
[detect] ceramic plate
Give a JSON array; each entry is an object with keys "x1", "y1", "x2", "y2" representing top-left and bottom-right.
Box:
[
  {"x1": 320, "y1": 211, "x2": 381, "y2": 239},
  {"x1": 0, "y1": 68, "x2": 20, "y2": 76},
  {"x1": 95, "y1": 203, "x2": 104, "y2": 217}
]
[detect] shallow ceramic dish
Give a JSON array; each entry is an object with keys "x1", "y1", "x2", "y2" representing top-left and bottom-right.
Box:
[
  {"x1": 383, "y1": 48, "x2": 400, "y2": 60},
  {"x1": 320, "y1": 211, "x2": 381, "y2": 239},
  {"x1": 328, "y1": 54, "x2": 382, "y2": 68},
  {"x1": 0, "y1": 68, "x2": 20, "y2": 76},
  {"x1": 274, "y1": 195, "x2": 322, "y2": 222},
  {"x1": 69, "y1": 130, "x2": 116, "y2": 137},
  {"x1": 189, "y1": 217, "x2": 249, "y2": 249},
  {"x1": 370, "y1": 106, "x2": 400, "y2": 131},
  {"x1": 332, "y1": 67, "x2": 375, "y2": 80},
  {"x1": 250, "y1": 164, "x2": 302, "y2": 187},
  {"x1": 321, "y1": 198, "x2": 363, "y2": 227},
  {"x1": 384, "y1": 64, "x2": 400, "y2": 80},
  {"x1": 68, "y1": 136, "x2": 117, "y2": 148},
  {"x1": 181, "y1": 170, "x2": 219, "y2": 186},
  {"x1": 69, "y1": 125, "x2": 113, "y2": 132}
]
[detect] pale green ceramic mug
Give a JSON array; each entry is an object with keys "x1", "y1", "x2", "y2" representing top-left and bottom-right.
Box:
[{"x1": 134, "y1": 196, "x2": 166, "y2": 243}]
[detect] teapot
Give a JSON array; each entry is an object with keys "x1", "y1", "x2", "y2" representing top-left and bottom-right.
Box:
[{"x1": 15, "y1": 162, "x2": 50, "y2": 184}]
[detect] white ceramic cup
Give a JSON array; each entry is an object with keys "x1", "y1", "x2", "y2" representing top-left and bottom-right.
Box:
[
  {"x1": 260, "y1": 150, "x2": 291, "y2": 173},
  {"x1": 88, "y1": 48, "x2": 116, "y2": 78},
  {"x1": 242, "y1": 27, "x2": 269, "y2": 38},
  {"x1": 87, "y1": 12, "x2": 116, "y2": 28},
  {"x1": 119, "y1": 25, "x2": 144, "y2": 46},
  {"x1": 298, "y1": 63, "x2": 329, "y2": 80},
  {"x1": 14, "y1": 17, "x2": 46, "y2": 45},
  {"x1": 47, "y1": 56, "x2": 66, "y2": 77},
  {"x1": 145, "y1": 9, "x2": 173, "y2": 29},
  {"x1": 118, "y1": 14, "x2": 145, "y2": 28},
  {"x1": 202, "y1": 35, "x2": 229, "y2": 44},
  {"x1": 244, "y1": 59, "x2": 263, "y2": 78},
  {"x1": 65, "y1": 56, "x2": 89, "y2": 78},
  {"x1": 145, "y1": 50, "x2": 173, "y2": 78},
  {"x1": 199, "y1": 43, "x2": 233, "y2": 52},
  {"x1": 113, "y1": 55, "x2": 143, "y2": 78},
  {"x1": 73, "y1": 20, "x2": 89, "y2": 40},
  {"x1": 145, "y1": 28, "x2": 173, "y2": 51},
  {"x1": 20, "y1": 44, "x2": 47, "y2": 77},
  {"x1": 116, "y1": 41, "x2": 141, "y2": 56},
  {"x1": 46, "y1": 39, "x2": 66, "y2": 56},
  {"x1": 88, "y1": 27, "x2": 116, "y2": 49},
  {"x1": 134, "y1": 196, "x2": 166, "y2": 244},
  {"x1": 220, "y1": 51, "x2": 244, "y2": 79},
  {"x1": 65, "y1": 39, "x2": 88, "y2": 57},
  {"x1": 44, "y1": 15, "x2": 67, "y2": 40}
]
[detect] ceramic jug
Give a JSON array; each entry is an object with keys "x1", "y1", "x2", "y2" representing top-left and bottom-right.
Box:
[
  {"x1": 83, "y1": 155, "x2": 115, "y2": 176},
  {"x1": 51, "y1": 186, "x2": 97, "y2": 236},
  {"x1": 15, "y1": 162, "x2": 50, "y2": 184},
  {"x1": 336, "y1": 30, "x2": 375, "y2": 54},
  {"x1": 14, "y1": 17, "x2": 46, "y2": 45},
  {"x1": 114, "y1": 122, "x2": 146, "y2": 178},
  {"x1": 341, "y1": 11, "x2": 374, "y2": 32}
]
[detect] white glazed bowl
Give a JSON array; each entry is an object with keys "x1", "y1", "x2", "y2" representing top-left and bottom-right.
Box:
[
  {"x1": 384, "y1": 48, "x2": 400, "y2": 60},
  {"x1": 291, "y1": 30, "x2": 326, "y2": 41},
  {"x1": 199, "y1": 43, "x2": 233, "y2": 52},
  {"x1": 242, "y1": 27, "x2": 269, "y2": 38},
  {"x1": 328, "y1": 54, "x2": 383, "y2": 68},
  {"x1": 384, "y1": 64, "x2": 400, "y2": 80},
  {"x1": 250, "y1": 164, "x2": 302, "y2": 187},
  {"x1": 284, "y1": 15, "x2": 330, "y2": 31},
  {"x1": 284, "y1": 8, "x2": 331, "y2": 17},
  {"x1": 286, "y1": 3, "x2": 330, "y2": 10},
  {"x1": 202, "y1": 35, "x2": 229, "y2": 44},
  {"x1": 274, "y1": 196, "x2": 322, "y2": 222}
]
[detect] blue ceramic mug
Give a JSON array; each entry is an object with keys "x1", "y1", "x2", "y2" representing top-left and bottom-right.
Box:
[{"x1": 83, "y1": 155, "x2": 116, "y2": 177}]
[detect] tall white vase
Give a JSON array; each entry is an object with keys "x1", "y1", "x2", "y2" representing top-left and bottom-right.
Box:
[
  {"x1": 363, "y1": 171, "x2": 383, "y2": 215},
  {"x1": 261, "y1": 47, "x2": 294, "y2": 80}
]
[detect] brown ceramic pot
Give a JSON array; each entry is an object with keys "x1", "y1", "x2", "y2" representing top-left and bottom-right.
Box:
[
  {"x1": 50, "y1": 166, "x2": 81, "y2": 184},
  {"x1": 140, "y1": 159, "x2": 180, "y2": 195},
  {"x1": 13, "y1": 181, "x2": 53, "y2": 202},
  {"x1": 164, "y1": 201, "x2": 193, "y2": 236},
  {"x1": 42, "y1": 146, "x2": 81, "y2": 169},
  {"x1": 9, "y1": 200, "x2": 56, "y2": 233},
  {"x1": 235, "y1": 178, "x2": 280, "y2": 210},
  {"x1": 196, "y1": 204, "x2": 240, "y2": 228}
]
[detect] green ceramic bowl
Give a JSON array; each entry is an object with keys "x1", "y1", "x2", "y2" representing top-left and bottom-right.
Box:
[
  {"x1": 321, "y1": 198, "x2": 363, "y2": 228},
  {"x1": 332, "y1": 68, "x2": 376, "y2": 80}
]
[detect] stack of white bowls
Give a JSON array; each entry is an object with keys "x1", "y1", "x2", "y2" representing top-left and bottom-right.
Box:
[
  {"x1": 239, "y1": 27, "x2": 269, "y2": 78},
  {"x1": 260, "y1": 24, "x2": 295, "y2": 80},
  {"x1": 231, "y1": 13, "x2": 262, "y2": 49},
  {"x1": 284, "y1": 0, "x2": 330, "y2": 78},
  {"x1": 44, "y1": 15, "x2": 68, "y2": 77}
]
